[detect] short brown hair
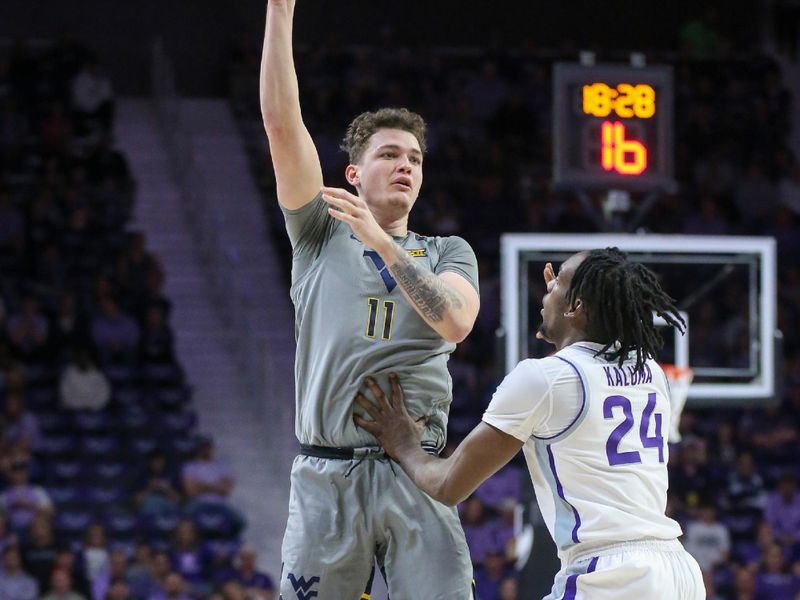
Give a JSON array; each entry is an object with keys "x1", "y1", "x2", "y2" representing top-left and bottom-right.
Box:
[{"x1": 341, "y1": 107, "x2": 427, "y2": 164}]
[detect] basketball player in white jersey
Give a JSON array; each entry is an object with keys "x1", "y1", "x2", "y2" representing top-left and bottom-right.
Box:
[{"x1": 355, "y1": 248, "x2": 705, "y2": 599}]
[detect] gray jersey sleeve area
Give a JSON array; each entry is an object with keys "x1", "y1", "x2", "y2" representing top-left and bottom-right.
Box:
[
  {"x1": 280, "y1": 192, "x2": 339, "y2": 276},
  {"x1": 433, "y1": 235, "x2": 479, "y2": 293}
]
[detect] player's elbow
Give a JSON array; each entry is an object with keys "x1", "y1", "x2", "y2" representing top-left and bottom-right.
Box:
[
  {"x1": 432, "y1": 475, "x2": 470, "y2": 507},
  {"x1": 442, "y1": 321, "x2": 473, "y2": 344},
  {"x1": 261, "y1": 110, "x2": 284, "y2": 136},
  {"x1": 435, "y1": 485, "x2": 470, "y2": 507},
  {"x1": 436, "y1": 490, "x2": 465, "y2": 507}
]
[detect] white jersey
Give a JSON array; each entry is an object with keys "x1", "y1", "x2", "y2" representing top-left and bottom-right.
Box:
[{"x1": 483, "y1": 342, "x2": 682, "y2": 563}]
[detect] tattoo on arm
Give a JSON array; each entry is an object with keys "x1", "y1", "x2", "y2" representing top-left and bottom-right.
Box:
[{"x1": 387, "y1": 243, "x2": 463, "y2": 323}]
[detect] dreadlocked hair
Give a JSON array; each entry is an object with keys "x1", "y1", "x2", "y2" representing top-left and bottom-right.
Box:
[{"x1": 566, "y1": 247, "x2": 686, "y2": 372}]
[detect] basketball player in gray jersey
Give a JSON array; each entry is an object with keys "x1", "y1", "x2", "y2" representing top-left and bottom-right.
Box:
[{"x1": 260, "y1": 1, "x2": 480, "y2": 598}]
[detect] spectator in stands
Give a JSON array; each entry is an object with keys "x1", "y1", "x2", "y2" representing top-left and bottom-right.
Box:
[
  {"x1": 1, "y1": 389, "x2": 42, "y2": 454},
  {"x1": 217, "y1": 546, "x2": 274, "y2": 600},
  {"x1": 494, "y1": 498, "x2": 517, "y2": 562},
  {"x1": 735, "y1": 521, "x2": 779, "y2": 566},
  {"x1": 143, "y1": 551, "x2": 173, "y2": 599},
  {"x1": 498, "y1": 576, "x2": 519, "y2": 600},
  {"x1": 181, "y1": 436, "x2": 236, "y2": 511},
  {"x1": 135, "y1": 449, "x2": 181, "y2": 516},
  {"x1": 169, "y1": 520, "x2": 211, "y2": 596},
  {"x1": 104, "y1": 579, "x2": 133, "y2": 600},
  {"x1": 90, "y1": 295, "x2": 140, "y2": 366},
  {"x1": 51, "y1": 292, "x2": 89, "y2": 360},
  {"x1": 41, "y1": 568, "x2": 87, "y2": 600},
  {"x1": 84, "y1": 134, "x2": 132, "y2": 192},
  {"x1": 59, "y1": 346, "x2": 111, "y2": 411},
  {"x1": 474, "y1": 548, "x2": 513, "y2": 600},
  {"x1": 147, "y1": 572, "x2": 192, "y2": 600},
  {"x1": 53, "y1": 548, "x2": 91, "y2": 599},
  {"x1": 733, "y1": 565, "x2": 757, "y2": 600},
  {"x1": 740, "y1": 405, "x2": 799, "y2": 470},
  {"x1": 723, "y1": 451, "x2": 767, "y2": 532},
  {"x1": 671, "y1": 438, "x2": 714, "y2": 509},
  {"x1": 6, "y1": 294, "x2": 49, "y2": 360},
  {"x1": 754, "y1": 543, "x2": 800, "y2": 599},
  {"x1": 460, "y1": 495, "x2": 497, "y2": 566},
  {"x1": 59, "y1": 204, "x2": 96, "y2": 266},
  {"x1": 92, "y1": 549, "x2": 130, "y2": 600},
  {"x1": 79, "y1": 523, "x2": 110, "y2": 593},
  {"x1": 765, "y1": 473, "x2": 800, "y2": 547},
  {"x1": 683, "y1": 504, "x2": 731, "y2": 574},
  {"x1": 21, "y1": 516, "x2": 58, "y2": 591},
  {"x1": 0, "y1": 458, "x2": 53, "y2": 533},
  {"x1": 0, "y1": 544, "x2": 38, "y2": 600},
  {"x1": 0, "y1": 513, "x2": 15, "y2": 553},
  {"x1": 116, "y1": 233, "x2": 156, "y2": 308},
  {"x1": 139, "y1": 303, "x2": 175, "y2": 366},
  {"x1": 218, "y1": 580, "x2": 246, "y2": 600},
  {"x1": 475, "y1": 465, "x2": 522, "y2": 511},
  {"x1": 126, "y1": 543, "x2": 157, "y2": 600},
  {"x1": 71, "y1": 60, "x2": 113, "y2": 135}
]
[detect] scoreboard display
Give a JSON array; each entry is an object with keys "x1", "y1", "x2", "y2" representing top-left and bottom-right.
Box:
[{"x1": 553, "y1": 63, "x2": 674, "y2": 191}]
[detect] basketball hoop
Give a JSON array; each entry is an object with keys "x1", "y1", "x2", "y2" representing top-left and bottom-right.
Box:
[{"x1": 660, "y1": 364, "x2": 694, "y2": 443}]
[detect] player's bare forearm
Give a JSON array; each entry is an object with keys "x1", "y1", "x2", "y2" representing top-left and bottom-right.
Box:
[
  {"x1": 260, "y1": 1, "x2": 323, "y2": 210},
  {"x1": 380, "y1": 240, "x2": 475, "y2": 343},
  {"x1": 394, "y1": 447, "x2": 462, "y2": 505},
  {"x1": 260, "y1": 0, "x2": 301, "y2": 130}
]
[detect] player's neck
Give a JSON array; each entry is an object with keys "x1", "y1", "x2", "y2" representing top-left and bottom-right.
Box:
[
  {"x1": 381, "y1": 219, "x2": 409, "y2": 238},
  {"x1": 554, "y1": 331, "x2": 591, "y2": 351}
]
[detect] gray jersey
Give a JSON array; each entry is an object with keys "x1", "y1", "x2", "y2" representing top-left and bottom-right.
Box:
[{"x1": 282, "y1": 194, "x2": 479, "y2": 448}]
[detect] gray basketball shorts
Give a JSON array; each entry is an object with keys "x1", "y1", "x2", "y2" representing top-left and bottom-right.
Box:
[{"x1": 279, "y1": 449, "x2": 474, "y2": 600}]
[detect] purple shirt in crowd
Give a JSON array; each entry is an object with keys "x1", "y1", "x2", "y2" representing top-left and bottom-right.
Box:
[{"x1": 765, "y1": 491, "x2": 800, "y2": 541}]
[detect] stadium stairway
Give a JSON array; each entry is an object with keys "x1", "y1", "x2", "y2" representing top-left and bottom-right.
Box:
[{"x1": 114, "y1": 98, "x2": 296, "y2": 576}]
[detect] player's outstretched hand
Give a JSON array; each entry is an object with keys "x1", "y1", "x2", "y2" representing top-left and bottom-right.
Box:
[
  {"x1": 354, "y1": 374, "x2": 423, "y2": 459},
  {"x1": 321, "y1": 186, "x2": 391, "y2": 251},
  {"x1": 536, "y1": 262, "x2": 556, "y2": 340}
]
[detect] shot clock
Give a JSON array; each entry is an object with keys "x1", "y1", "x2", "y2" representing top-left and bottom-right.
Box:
[{"x1": 553, "y1": 63, "x2": 674, "y2": 191}]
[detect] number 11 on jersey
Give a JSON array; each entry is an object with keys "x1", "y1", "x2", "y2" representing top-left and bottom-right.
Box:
[{"x1": 366, "y1": 298, "x2": 395, "y2": 340}]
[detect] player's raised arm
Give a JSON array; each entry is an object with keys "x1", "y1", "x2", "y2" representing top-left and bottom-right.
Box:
[{"x1": 260, "y1": 0, "x2": 323, "y2": 210}]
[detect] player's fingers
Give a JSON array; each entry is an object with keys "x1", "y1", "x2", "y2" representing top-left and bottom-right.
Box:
[
  {"x1": 321, "y1": 186, "x2": 359, "y2": 206},
  {"x1": 354, "y1": 415, "x2": 379, "y2": 435},
  {"x1": 355, "y1": 393, "x2": 381, "y2": 420},
  {"x1": 388, "y1": 373, "x2": 405, "y2": 411},
  {"x1": 327, "y1": 207, "x2": 355, "y2": 223},
  {"x1": 414, "y1": 415, "x2": 427, "y2": 434},
  {"x1": 364, "y1": 377, "x2": 391, "y2": 412},
  {"x1": 321, "y1": 193, "x2": 350, "y2": 211},
  {"x1": 543, "y1": 262, "x2": 555, "y2": 283}
]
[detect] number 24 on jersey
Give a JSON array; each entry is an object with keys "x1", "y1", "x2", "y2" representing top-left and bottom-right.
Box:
[{"x1": 604, "y1": 392, "x2": 664, "y2": 466}]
